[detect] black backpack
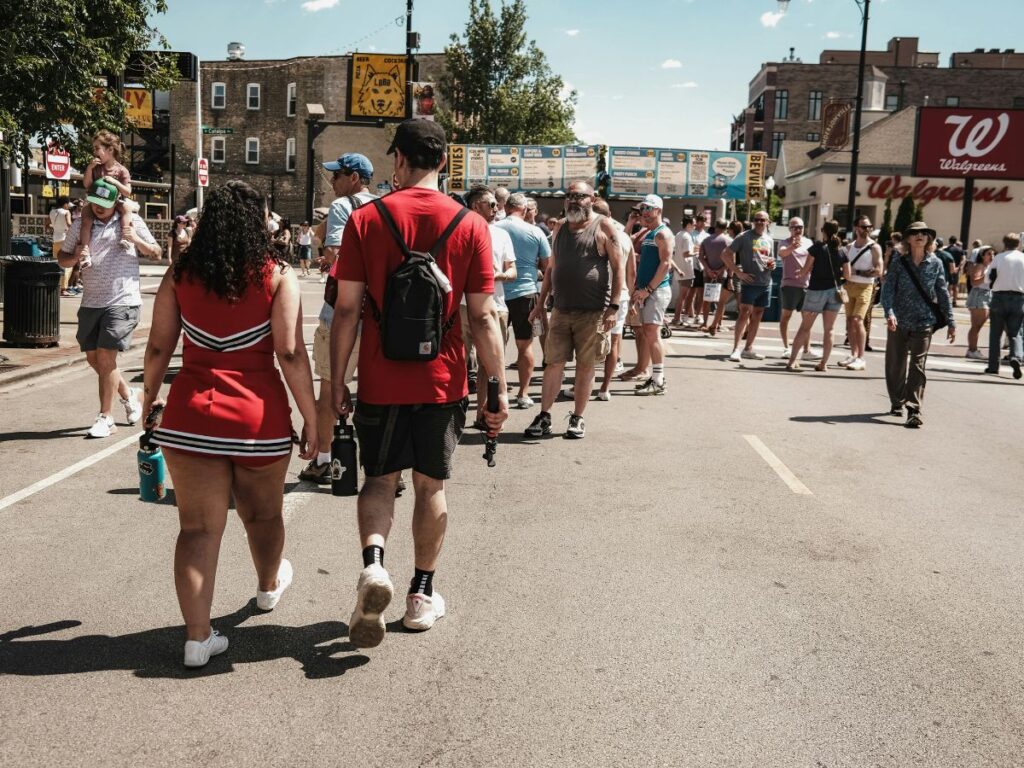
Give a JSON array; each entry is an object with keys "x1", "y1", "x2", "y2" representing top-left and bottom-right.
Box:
[{"x1": 366, "y1": 198, "x2": 469, "y2": 362}]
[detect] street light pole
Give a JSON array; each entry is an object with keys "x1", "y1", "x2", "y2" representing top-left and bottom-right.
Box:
[{"x1": 846, "y1": 0, "x2": 871, "y2": 234}]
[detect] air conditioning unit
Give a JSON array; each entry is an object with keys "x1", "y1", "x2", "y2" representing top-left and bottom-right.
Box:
[{"x1": 227, "y1": 42, "x2": 246, "y2": 61}]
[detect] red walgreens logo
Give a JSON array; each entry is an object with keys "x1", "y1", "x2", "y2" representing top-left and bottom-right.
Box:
[{"x1": 913, "y1": 108, "x2": 1024, "y2": 181}]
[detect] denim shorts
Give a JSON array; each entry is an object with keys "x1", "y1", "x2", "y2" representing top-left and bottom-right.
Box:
[
  {"x1": 802, "y1": 288, "x2": 843, "y2": 314},
  {"x1": 740, "y1": 282, "x2": 771, "y2": 308}
]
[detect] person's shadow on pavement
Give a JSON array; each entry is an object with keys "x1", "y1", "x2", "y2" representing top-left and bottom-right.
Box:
[{"x1": 0, "y1": 601, "x2": 369, "y2": 680}]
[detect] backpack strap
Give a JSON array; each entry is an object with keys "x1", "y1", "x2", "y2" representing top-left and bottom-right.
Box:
[
  {"x1": 372, "y1": 198, "x2": 412, "y2": 260},
  {"x1": 430, "y1": 207, "x2": 470, "y2": 259}
]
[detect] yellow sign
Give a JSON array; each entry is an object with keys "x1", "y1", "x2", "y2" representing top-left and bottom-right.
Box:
[
  {"x1": 746, "y1": 151, "x2": 766, "y2": 200},
  {"x1": 348, "y1": 54, "x2": 407, "y2": 120},
  {"x1": 124, "y1": 88, "x2": 153, "y2": 129}
]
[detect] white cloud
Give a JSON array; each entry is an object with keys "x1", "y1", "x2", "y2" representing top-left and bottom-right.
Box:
[
  {"x1": 760, "y1": 11, "x2": 784, "y2": 27},
  {"x1": 565, "y1": 29, "x2": 580, "y2": 37},
  {"x1": 825, "y1": 31, "x2": 841, "y2": 39},
  {"x1": 302, "y1": 0, "x2": 339, "y2": 11},
  {"x1": 671, "y1": 81, "x2": 698, "y2": 89},
  {"x1": 661, "y1": 59, "x2": 683, "y2": 69}
]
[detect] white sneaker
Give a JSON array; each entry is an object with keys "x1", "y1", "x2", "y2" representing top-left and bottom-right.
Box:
[
  {"x1": 560, "y1": 387, "x2": 575, "y2": 399},
  {"x1": 803, "y1": 348, "x2": 823, "y2": 361},
  {"x1": 514, "y1": 395, "x2": 535, "y2": 409},
  {"x1": 86, "y1": 414, "x2": 116, "y2": 438},
  {"x1": 402, "y1": 591, "x2": 446, "y2": 632},
  {"x1": 256, "y1": 558, "x2": 293, "y2": 611},
  {"x1": 965, "y1": 349, "x2": 986, "y2": 360},
  {"x1": 741, "y1": 348, "x2": 765, "y2": 360},
  {"x1": 121, "y1": 387, "x2": 142, "y2": 425},
  {"x1": 846, "y1": 358, "x2": 866, "y2": 371},
  {"x1": 779, "y1": 347, "x2": 791, "y2": 359},
  {"x1": 348, "y1": 564, "x2": 394, "y2": 648},
  {"x1": 613, "y1": 360, "x2": 624, "y2": 374},
  {"x1": 837, "y1": 356, "x2": 855, "y2": 368},
  {"x1": 596, "y1": 390, "x2": 611, "y2": 401},
  {"x1": 183, "y1": 630, "x2": 229, "y2": 668}
]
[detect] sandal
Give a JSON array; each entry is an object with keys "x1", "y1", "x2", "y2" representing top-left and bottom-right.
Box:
[
  {"x1": 618, "y1": 369, "x2": 642, "y2": 381},
  {"x1": 815, "y1": 362, "x2": 827, "y2": 372},
  {"x1": 785, "y1": 363, "x2": 801, "y2": 372}
]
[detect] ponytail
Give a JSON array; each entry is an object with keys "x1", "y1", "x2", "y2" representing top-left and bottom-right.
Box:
[{"x1": 822, "y1": 219, "x2": 841, "y2": 252}]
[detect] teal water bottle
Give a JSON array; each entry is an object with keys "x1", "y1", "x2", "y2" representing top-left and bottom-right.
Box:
[{"x1": 138, "y1": 405, "x2": 166, "y2": 502}]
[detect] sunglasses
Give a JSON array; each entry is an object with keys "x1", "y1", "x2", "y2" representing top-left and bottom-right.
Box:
[
  {"x1": 789, "y1": 225, "x2": 803, "y2": 229},
  {"x1": 480, "y1": 201, "x2": 498, "y2": 209},
  {"x1": 754, "y1": 217, "x2": 769, "y2": 223},
  {"x1": 331, "y1": 168, "x2": 353, "y2": 179},
  {"x1": 639, "y1": 205, "x2": 657, "y2": 213},
  {"x1": 566, "y1": 192, "x2": 591, "y2": 201}
]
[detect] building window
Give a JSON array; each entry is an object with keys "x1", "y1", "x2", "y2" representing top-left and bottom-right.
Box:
[
  {"x1": 211, "y1": 137, "x2": 226, "y2": 163},
  {"x1": 771, "y1": 132, "x2": 786, "y2": 158},
  {"x1": 246, "y1": 137, "x2": 260, "y2": 165},
  {"x1": 287, "y1": 83, "x2": 297, "y2": 117},
  {"x1": 754, "y1": 94, "x2": 765, "y2": 122},
  {"x1": 885, "y1": 94, "x2": 900, "y2": 112},
  {"x1": 247, "y1": 83, "x2": 261, "y2": 110},
  {"x1": 774, "y1": 89, "x2": 789, "y2": 120},
  {"x1": 752, "y1": 133, "x2": 763, "y2": 151},
  {"x1": 808, "y1": 90, "x2": 822, "y2": 121},
  {"x1": 286, "y1": 138, "x2": 296, "y2": 172},
  {"x1": 211, "y1": 82, "x2": 226, "y2": 110},
  {"x1": 806, "y1": 132, "x2": 820, "y2": 142},
  {"x1": 945, "y1": 96, "x2": 960, "y2": 107},
  {"x1": 1014, "y1": 97, "x2": 1024, "y2": 109}
]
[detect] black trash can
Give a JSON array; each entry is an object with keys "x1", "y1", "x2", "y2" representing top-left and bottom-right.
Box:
[{"x1": 2, "y1": 258, "x2": 62, "y2": 347}]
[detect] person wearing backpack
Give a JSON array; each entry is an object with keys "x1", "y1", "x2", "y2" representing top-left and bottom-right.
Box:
[{"x1": 330, "y1": 120, "x2": 509, "y2": 648}]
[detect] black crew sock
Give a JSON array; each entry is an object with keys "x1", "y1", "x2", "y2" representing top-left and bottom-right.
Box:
[
  {"x1": 409, "y1": 568, "x2": 434, "y2": 596},
  {"x1": 540, "y1": 410, "x2": 551, "y2": 420},
  {"x1": 362, "y1": 545, "x2": 384, "y2": 569}
]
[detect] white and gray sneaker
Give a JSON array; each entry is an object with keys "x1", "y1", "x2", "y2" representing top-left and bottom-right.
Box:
[
  {"x1": 803, "y1": 348, "x2": 823, "y2": 361},
  {"x1": 837, "y1": 356, "x2": 855, "y2": 368},
  {"x1": 86, "y1": 414, "x2": 116, "y2": 438},
  {"x1": 121, "y1": 387, "x2": 142, "y2": 425},
  {"x1": 740, "y1": 348, "x2": 765, "y2": 360},
  {"x1": 183, "y1": 630, "x2": 229, "y2": 668},
  {"x1": 965, "y1": 349, "x2": 986, "y2": 360},
  {"x1": 727, "y1": 348, "x2": 742, "y2": 363},
  {"x1": 846, "y1": 358, "x2": 866, "y2": 371},
  {"x1": 403, "y1": 591, "x2": 446, "y2": 632},
  {"x1": 514, "y1": 395, "x2": 535, "y2": 409},
  {"x1": 564, "y1": 413, "x2": 586, "y2": 439},
  {"x1": 256, "y1": 558, "x2": 293, "y2": 611},
  {"x1": 348, "y1": 563, "x2": 394, "y2": 649},
  {"x1": 635, "y1": 378, "x2": 666, "y2": 396}
]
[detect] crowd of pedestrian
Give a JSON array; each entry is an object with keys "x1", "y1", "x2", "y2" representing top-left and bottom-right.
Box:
[{"x1": 49, "y1": 118, "x2": 1023, "y2": 669}]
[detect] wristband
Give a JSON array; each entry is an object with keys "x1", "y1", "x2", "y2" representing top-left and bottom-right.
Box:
[{"x1": 607, "y1": 303, "x2": 619, "y2": 311}]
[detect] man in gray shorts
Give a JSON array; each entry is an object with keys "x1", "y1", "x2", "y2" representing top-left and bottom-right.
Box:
[
  {"x1": 631, "y1": 194, "x2": 673, "y2": 396},
  {"x1": 58, "y1": 179, "x2": 161, "y2": 438}
]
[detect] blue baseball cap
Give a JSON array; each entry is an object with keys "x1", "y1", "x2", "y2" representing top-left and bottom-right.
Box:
[{"x1": 323, "y1": 152, "x2": 373, "y2": 179}]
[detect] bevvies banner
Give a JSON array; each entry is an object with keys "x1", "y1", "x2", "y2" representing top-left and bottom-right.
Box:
[{"x1": 913, "y1": 107, "x2": 1024, "y2": 181}]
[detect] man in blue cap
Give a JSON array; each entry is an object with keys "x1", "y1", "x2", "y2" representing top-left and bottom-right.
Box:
[{"x1": 300, "y1": 152, "x2": 379, "y2": 484}]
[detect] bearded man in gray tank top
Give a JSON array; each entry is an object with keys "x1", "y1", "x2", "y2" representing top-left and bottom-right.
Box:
[{"x1": 524, "y1": 182, "x2": 625, "y2": 439}]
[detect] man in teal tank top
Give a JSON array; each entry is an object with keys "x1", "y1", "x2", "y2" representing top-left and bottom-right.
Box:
[{"x1": 631, "y1": 194, "x2": 674, "y2": 396}]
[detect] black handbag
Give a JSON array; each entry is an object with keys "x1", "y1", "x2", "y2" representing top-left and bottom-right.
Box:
[{"x1": 899, "y1": 256, "x2": 948, "y2": 333}]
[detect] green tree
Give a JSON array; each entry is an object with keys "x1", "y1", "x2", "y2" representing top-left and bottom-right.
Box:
[
  {"x1": 878, "y1": 194, "x2": 893, "y2": 245},
  {"x1": 912, "y1": 200, "x2": 925, "y2": 223},
  {"x1": 0, "y1": 1, "x2": 176, "y2": 165},
  {"x1": 438, "y1": 0, "x2": 577, "y2": 145},
  {"x1": 893, "y1": 195, "x2": 916, "y2": 235}
]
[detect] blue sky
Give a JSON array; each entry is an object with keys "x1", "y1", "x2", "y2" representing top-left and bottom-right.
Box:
[{"x1": 154, "y1": 0, "x2": 1023, "y2": 150}]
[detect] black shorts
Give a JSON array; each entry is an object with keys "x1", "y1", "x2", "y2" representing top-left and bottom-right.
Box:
[
  {"x1": 506, "y1": 295, "x2": 537, "y2": 341},
  {"x1": 693, "y1": 269, "x2": 705, "y2": 288},
  {"x1": 353, "y1": 398, "x2": 468, "y2": 480}
]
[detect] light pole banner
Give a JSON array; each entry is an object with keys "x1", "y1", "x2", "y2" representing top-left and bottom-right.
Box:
[
  {"x1": 447, "y1": 145, "x2": 599, "y2": 193},
  {"x1": 607, "y1": 147, "x2": 766, "y2": 200},
  {"x1": 913, "y1": 107, "x2": 1024, "y2": 181}
]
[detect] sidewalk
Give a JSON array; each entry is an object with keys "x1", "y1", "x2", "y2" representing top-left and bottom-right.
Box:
[{"x1": 0, "y1": 261, "x2": 166, "y2": 388}]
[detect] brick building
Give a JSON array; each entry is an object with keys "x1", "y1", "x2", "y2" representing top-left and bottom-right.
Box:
[
  {"x1": 168, "y1": 51, "x2": 445, "y2": 222},
  {"x1": 731, "y1": 37, "x2": 1024, "y2": 163}
]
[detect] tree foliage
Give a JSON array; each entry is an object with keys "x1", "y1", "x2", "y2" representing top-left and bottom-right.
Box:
[
  {"x1": 893, "y1": 195, "x2": 916, "y2": 235},
  {"x1": 878, "y1": 194, "x2": 893, "y2": 246},
  {"x1": 437, "y1": 0, "x2": 577, "y2": 145},
  {"x1": 0, "y1": 1, "x2": 176, "y2": 164}
]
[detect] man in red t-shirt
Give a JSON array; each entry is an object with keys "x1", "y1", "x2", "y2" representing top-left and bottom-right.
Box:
[{"x1": 330, "y1": 119, "x2": 509, "y2": 648}]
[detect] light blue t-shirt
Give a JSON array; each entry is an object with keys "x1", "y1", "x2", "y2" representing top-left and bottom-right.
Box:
[
  {"x1": 498, "y1": 216, "x2": 551, "y2": 301},
  {"x1": 319, "y1": 190, "x2": 377, "y2": 324}
]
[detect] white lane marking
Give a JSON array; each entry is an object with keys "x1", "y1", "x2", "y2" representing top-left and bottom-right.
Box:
[
  {"x1": 0, "y1": 432, "x2": 141, "y2": 512},
  {"x1": 743, "y1": 435, "x2": 813, "y2": 496}
]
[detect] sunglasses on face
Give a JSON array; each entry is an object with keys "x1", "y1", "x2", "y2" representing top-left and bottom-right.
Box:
[
  {"x1": 480, "y1": 201, "x2": 498, "y2": 209},
  {"x1": 754, "y1": 218, "x2": 769, "y2": 223},
  {"x1": 639, "y1": 205, "x2": 656, "y2": 213},
  {"x1": 566, "y1": 192, "x2": 591, "y2": 201},
  {"x1": 789, "y1": 225, "x2": 803, "y2": 230}
]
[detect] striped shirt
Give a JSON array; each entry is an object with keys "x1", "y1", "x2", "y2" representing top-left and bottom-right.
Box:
[{"x1": 61, "y1": 212, "x2": 155, "y2": 308}]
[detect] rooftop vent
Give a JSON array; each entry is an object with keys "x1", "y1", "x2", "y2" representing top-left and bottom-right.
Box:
[
  {"x1": 1006, "y1": 49, "x2": 1016, "y2": 54},
  {"x1": 227, "y1": 42, "x2": 246, "y2": 61},
  {"x1": 988, "y1": 48, "x2": 1000, "y2": 54}
]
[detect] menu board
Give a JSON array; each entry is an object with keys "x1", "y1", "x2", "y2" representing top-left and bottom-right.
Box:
[
  {"x1": 447, "y1": 144, "x2": 599, "y2": 193},
  {"x1": 608, "y1": 146, "x2": 766, "y2": 200}
]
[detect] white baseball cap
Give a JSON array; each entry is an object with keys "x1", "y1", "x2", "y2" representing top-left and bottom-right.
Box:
[{"x1": 640, "y1": 194, "x2": 663, "y2": 209}]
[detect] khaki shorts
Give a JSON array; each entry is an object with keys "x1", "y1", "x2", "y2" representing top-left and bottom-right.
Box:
[
  {"x1": 845, "y1": 281, "x2": 874, "y2": 321},
  {"x1": 544, "y1": 308, "x2": 610, "y2": 367},
  {"x1": 312, "y1": 320, "x2": 357, "y2": 384}
]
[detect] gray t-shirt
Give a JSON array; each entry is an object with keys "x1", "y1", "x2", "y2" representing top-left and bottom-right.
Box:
[
  {"x1": 552, "y1": 215, "x2": 610, "y2": 312},
  {"x1": 729, "y1": 228, "x2": 775, "y2": 287},
  {"x1": 61, "y1": 212, "x2": 154, "y2": 308}
]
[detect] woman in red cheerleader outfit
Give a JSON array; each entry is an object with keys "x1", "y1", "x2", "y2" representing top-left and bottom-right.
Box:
[{"x1": 142, "y1": 181, "x2": 317, "y2": 668}]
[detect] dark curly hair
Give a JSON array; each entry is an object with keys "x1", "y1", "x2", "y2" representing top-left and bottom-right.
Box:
[{"x1": 173, "y1": 180, "x2": 287, "y2": 302}]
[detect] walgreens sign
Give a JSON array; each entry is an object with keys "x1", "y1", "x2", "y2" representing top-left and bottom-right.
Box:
[{"x1": 913, "y1": 108, "x2": 1024, "y2": 181}]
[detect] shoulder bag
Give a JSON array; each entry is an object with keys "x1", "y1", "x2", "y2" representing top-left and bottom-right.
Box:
[{"x1": 898, "y1": 256, "x2": 948, "y2": 333}]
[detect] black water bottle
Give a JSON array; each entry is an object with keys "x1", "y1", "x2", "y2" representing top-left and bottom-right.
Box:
[{"x1": 331, "y1": 416, "x2": 358, "y2": 496}]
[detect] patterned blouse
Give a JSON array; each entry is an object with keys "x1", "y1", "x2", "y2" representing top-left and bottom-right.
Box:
[{"x1": 880, "y1": 253, "x2": 955, "y2": 332}]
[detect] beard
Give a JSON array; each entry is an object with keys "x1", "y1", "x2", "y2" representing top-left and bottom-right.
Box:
[{"x1": 566, "y1": 204, "x2": 591, "y2": 224}]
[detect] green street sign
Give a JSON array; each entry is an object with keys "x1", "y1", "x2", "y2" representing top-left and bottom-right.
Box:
[{"x1": 202, "y1": 127, "x2": 234, "y2": 135}]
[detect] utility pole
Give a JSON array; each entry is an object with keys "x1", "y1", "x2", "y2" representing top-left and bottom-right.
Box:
[
  {"x1": 0, "y1": 132, "x2": 11, "y2": 256},
  {"x1": 845, "y1": 0, "x2": 870, "y2": 233},
  {"x1": 195, "y1": 63, "x2": 204, "y2": 212}
]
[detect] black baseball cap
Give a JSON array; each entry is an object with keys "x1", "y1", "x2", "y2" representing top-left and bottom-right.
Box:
[{"x1": 386, "y1": 119, "x2": 447, "y2": 157}]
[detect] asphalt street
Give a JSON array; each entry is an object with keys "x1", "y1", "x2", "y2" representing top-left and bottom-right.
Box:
[{"x1": 1, "y1": 272, "x2": 1022, "y2": 767}]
